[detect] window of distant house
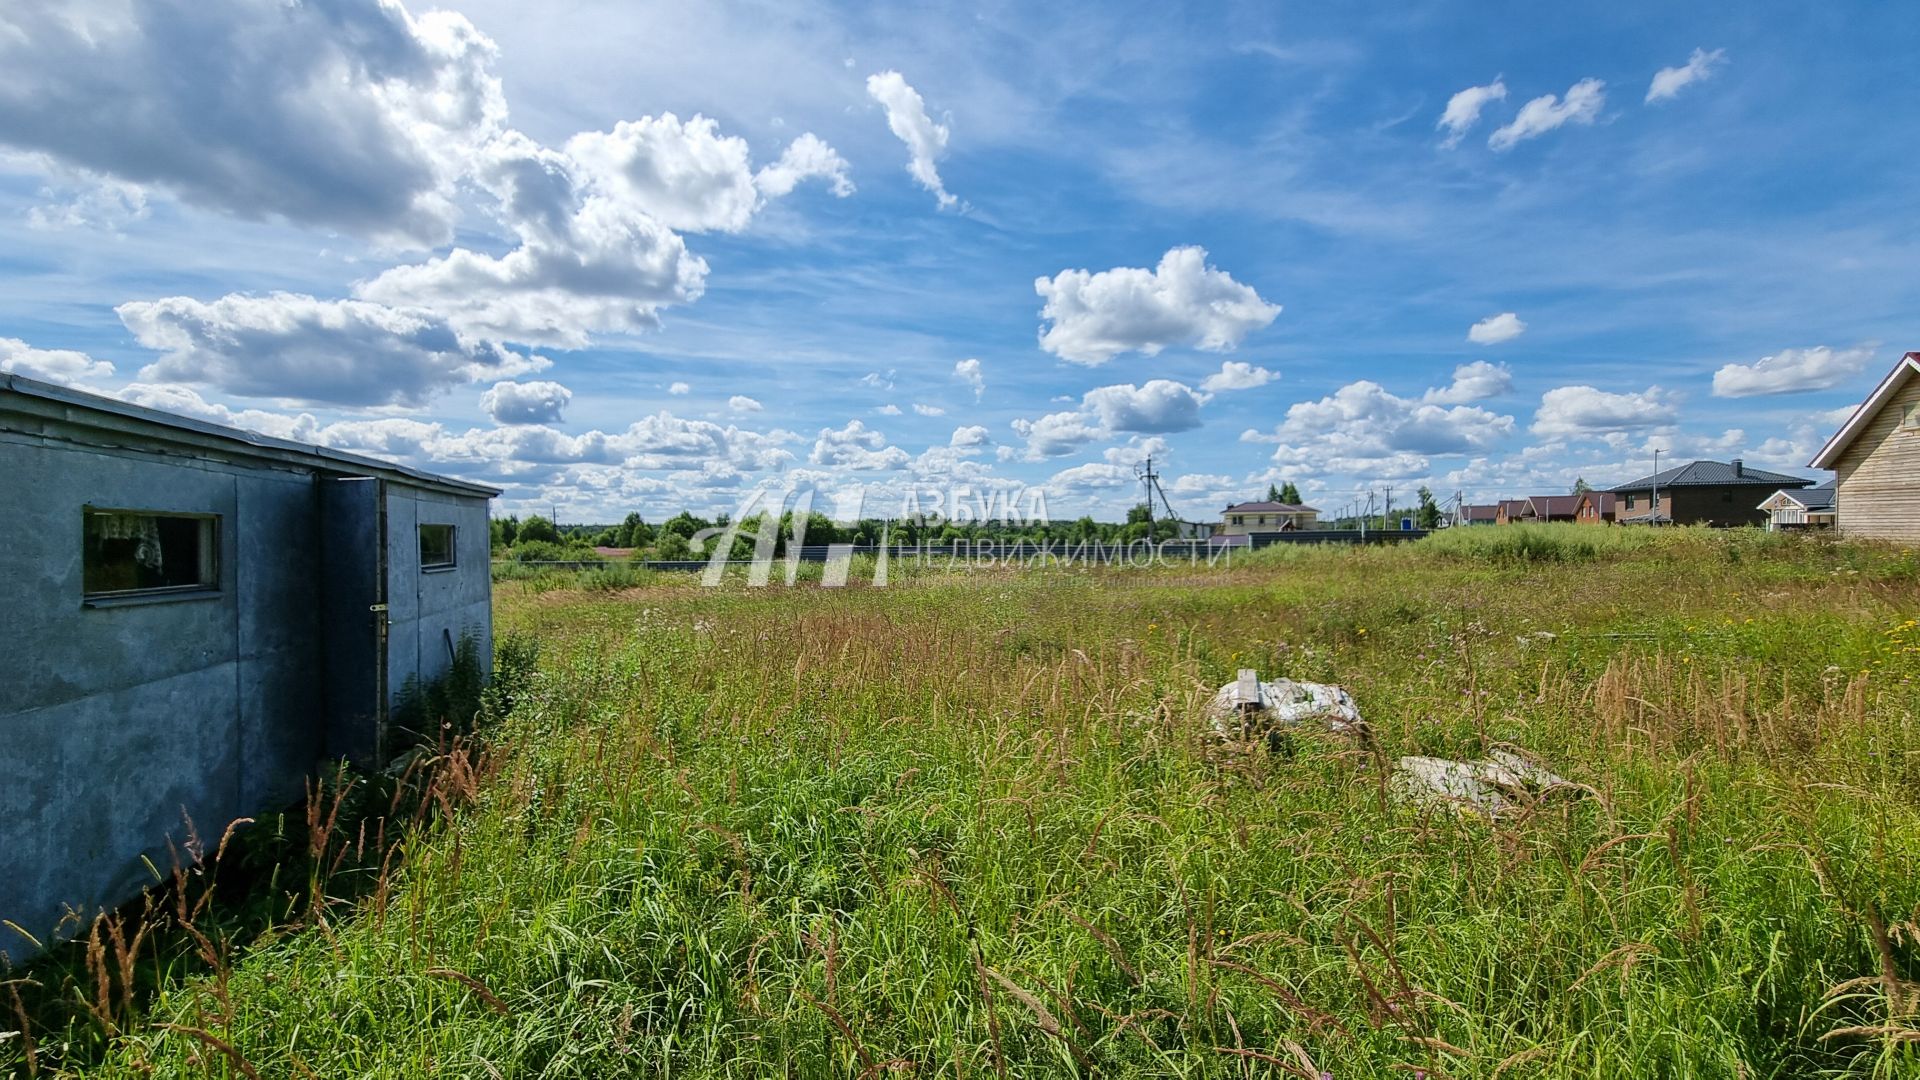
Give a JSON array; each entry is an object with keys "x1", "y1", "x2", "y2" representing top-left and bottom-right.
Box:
[
  {"x1": 1902, "y1": 403, "x2": 1920, "y2": 431},
  {"x1": 419, "y1": 524, "x2": 457, "y2": 570},
  {"x1": 1624, "y1": 494, "x2": 1636, "y2": 509},
  {"x1": 1231, "y1": 515, "x2": 1243, "y2": 525},
  {"x1": 83, "y1": 509, "x2": 217, "y2": 598}
]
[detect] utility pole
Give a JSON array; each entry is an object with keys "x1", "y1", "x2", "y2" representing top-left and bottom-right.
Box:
[
  {"x1": 1650, "y1": 448, "x2": 1663, "y2": 526},
  {"x1": 1139, "y1": 455, "x2": 1154, "y2": 529},
  {"x1": 1382, "y1": 487, "x2": 1393, "y2": 532},
  {"x1": 1135, "y1": 455, "x2": 1177, "y2": 534}
]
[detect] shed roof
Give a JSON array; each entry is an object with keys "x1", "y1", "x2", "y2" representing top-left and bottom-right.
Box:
[
  {"x1": 0, "y1": 373, "x2": 501, "y2": 499},
  {"x1": 1809, "y1": 352, "x2": 1920, "y2": 469},
  {"x1": 1575, "y1": 491, "x2": 1617, "y2": 514},
  {"x1": 1459, "y1": 504, "x2": 1499, "y2": 521},
  {"x1": 1605, "y1": 459, "x2": 1810, "y2": 493}
]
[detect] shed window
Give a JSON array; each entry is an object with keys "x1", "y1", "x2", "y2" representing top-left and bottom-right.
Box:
[
  {"x1": 419, "y1": 524, "x2": 457, "y2": 570},
  {"x1": 1902, "y1": 403, "x2": 1920, "y2": 431},
  {"x1": 83, "y1": 510, "x2": 217, "y2": 597}
]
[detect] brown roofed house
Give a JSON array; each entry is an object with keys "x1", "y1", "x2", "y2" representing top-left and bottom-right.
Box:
[
  {"x1": 1521, "y1": 495, "x2": 1581, "y2": 523},
  {"x1": 1217, "y1": 500, "x2": 1319, "y2": 537},
  {"x1": 1574, "y1": 490, "x2": 1617, "y2": 524}
]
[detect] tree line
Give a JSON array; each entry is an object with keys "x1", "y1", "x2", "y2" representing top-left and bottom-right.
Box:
[{"x1": 490, "y1": 504, "x2": 1195, "y2": 563}]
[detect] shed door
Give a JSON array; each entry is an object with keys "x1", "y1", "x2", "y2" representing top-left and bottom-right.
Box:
[{"x1": 320, "y1": 477, "x2": 389, "y2": 765}]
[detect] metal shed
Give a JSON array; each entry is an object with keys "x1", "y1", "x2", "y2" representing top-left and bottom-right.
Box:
[{"x1": 0, "y1": 374, "x2": 499, "y2": 962}]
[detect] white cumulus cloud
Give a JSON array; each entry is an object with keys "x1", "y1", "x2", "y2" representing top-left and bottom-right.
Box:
[
  {"x1": 954, "y1": 358, "x2": 985, "y2": 400},
  {"x1": 1531, "y1": 384, "x2": 1678, "y2": 438},
  {"x1": 1010, "y1": 379, "x2": 1207, "y2": 460},
  {"x1": 1424, "y1": 361, "x2": 1513, "y2": 405},
  {"x1": 729, "y1": 394, "x2": 764, "y2": 412},
  {"x1": 1467, "y1": 312, "x2": 1526, "y2": 345},
  {"x1": 865, "y1": 70, "x2": 956, "y2": 208},
  {"x1": 1035, "y1": 246, "x2": 1281, "y2": 365},
  {"x1": 668, "y1": 381, "x2": 691, "y2": 395},
  {"x1": 0, "y1": 337, "x2": 115, "y2": 386},
  {"x1": 0, "y1": 0, "x2": 507, "y2": 247},
  {"x1": 1646, "y1": 48, "x2": 1727, "y2": 104},
  {"x1": 1489, "y1": 79, "x2": 1605, "y2": 151},
  {"x1": 1083, "y1": 380, "x2": 1208, "y2": 434},
  {"x1": 1711, "y1": 345, "x2": 1875, "y2": 398},
  {"x1": 480, "y1": 379, "x2": 572, "y2": 424},
  {"x1": 912, "y1": 403, "x2": 945, "y2": 416},
  {"x1": 809, "y1": 419, "x2": 909, "y2": 470},
  {"x1": 1201, "y1": 360, "x2": 1277, "y2": 392},
  {"x1": 564, "y1": 114, "x2": 848, "y2": 234},
  {"x1": 1437, "y1": 78, "x2": 1507, "y2": 148},
  {"x1": 118, "y1": 292, "x2": 548, "y2": 407},
  {"x1": 754, "y1": 132, "x2": 855, "y2": 198},
  {"x1": 1243, "y1": 366, "x2": 1516, "y2": 478}
]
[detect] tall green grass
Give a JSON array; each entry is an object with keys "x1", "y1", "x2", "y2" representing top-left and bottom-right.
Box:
[{"x1": 10, "y1": 532, "x2": 1919, "y2": 1077}]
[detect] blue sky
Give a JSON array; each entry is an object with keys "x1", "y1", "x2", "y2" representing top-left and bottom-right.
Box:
[{"x1": 2, "y1": 0, "x2": 1916, "y2": 521}]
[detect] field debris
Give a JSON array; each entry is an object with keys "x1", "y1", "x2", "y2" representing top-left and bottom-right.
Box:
[
  {"x1": 1207, "y1": 668, "x2": 1367, "y2": 741},
  {"x1": 1391, "y1": 748, "x2": 1575, "y2": 815}
]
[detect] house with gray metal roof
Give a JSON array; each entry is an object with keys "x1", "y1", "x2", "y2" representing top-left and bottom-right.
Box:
[
  {"x1": 1758, "y1": 482, "x2": 1836, "y2": 531},
  {"x1": 0, "y1": 373, "x2": 499, "y2": 962},
  {"x1": 1605, "y1": 458, "x2": 1812, "y2": 527}
]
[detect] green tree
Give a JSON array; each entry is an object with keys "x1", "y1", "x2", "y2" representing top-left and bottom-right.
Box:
[
  {"x1": 489, "y1": 516, "x2": 518, "y2": 550},
  {"x1": 660, "y1": 511, "x2": 709, "y2": 541},
  {"x1": 1266, "y1": 483, "x2": 1283, "y2": 501},
  {"x1": 1416, "y1": 485, "x2": 1442, "y2": 529},
  {"x1": 1572, "y1": 477, "x2": 1592, "y2": 495},
  {"x1": 1125, "y1": 503, "x2": 1153, "y2": 525},
  {"x1": 613, "y1": 512, "x2": 653, "y2": 548},
  {"x1": 516, "y1": 515, "x2": 560, "y2": 545},
  {"x1": 1279, "y1": 481, "x2": 1302, "y2": 504}
]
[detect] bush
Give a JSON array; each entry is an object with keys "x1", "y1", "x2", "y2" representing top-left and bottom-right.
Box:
[
  {"x1": 1418, "y1": 522, "x2": 1709, "y2": 564},
  {"x1": 509, "y1": 539, "x2": 602, "y2": 564}
]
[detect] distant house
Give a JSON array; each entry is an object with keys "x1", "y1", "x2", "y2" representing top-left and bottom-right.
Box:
[
  {"x1": 1521, "y1": 495, "x2": 1581, "y2": 523},
  {"x1": 1217, "y1": 500, "x2": 1319, "y2": 536},
  {"x1": 1457, "y1": 504, "x2": 1499, "y2": 526},
  {"x1": 1607, "y1": 459, "x2": 1811, "y2": 527},
  {"x1": 1574, "y1": 490, "x2": 1617, "y2": 524},
  {"x1": 1758, "y1": 483, "x2": 1836, "y2": 531},
  {"x1": 1493, "y1": 499, "x2": 1530, "y2": 525},
  {"x1": 1808, "y1": 352, "x2": 1920, "y2": 540}
]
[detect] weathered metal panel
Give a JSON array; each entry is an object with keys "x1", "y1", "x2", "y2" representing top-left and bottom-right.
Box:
[{"x1": 319, "y1": 478, "x2": 385, "y2": 766}]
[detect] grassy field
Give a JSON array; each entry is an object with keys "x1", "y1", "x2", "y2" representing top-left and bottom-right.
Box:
[{"x1": 11, "y1": 526, "x2": 1920, "y2": 1077}]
